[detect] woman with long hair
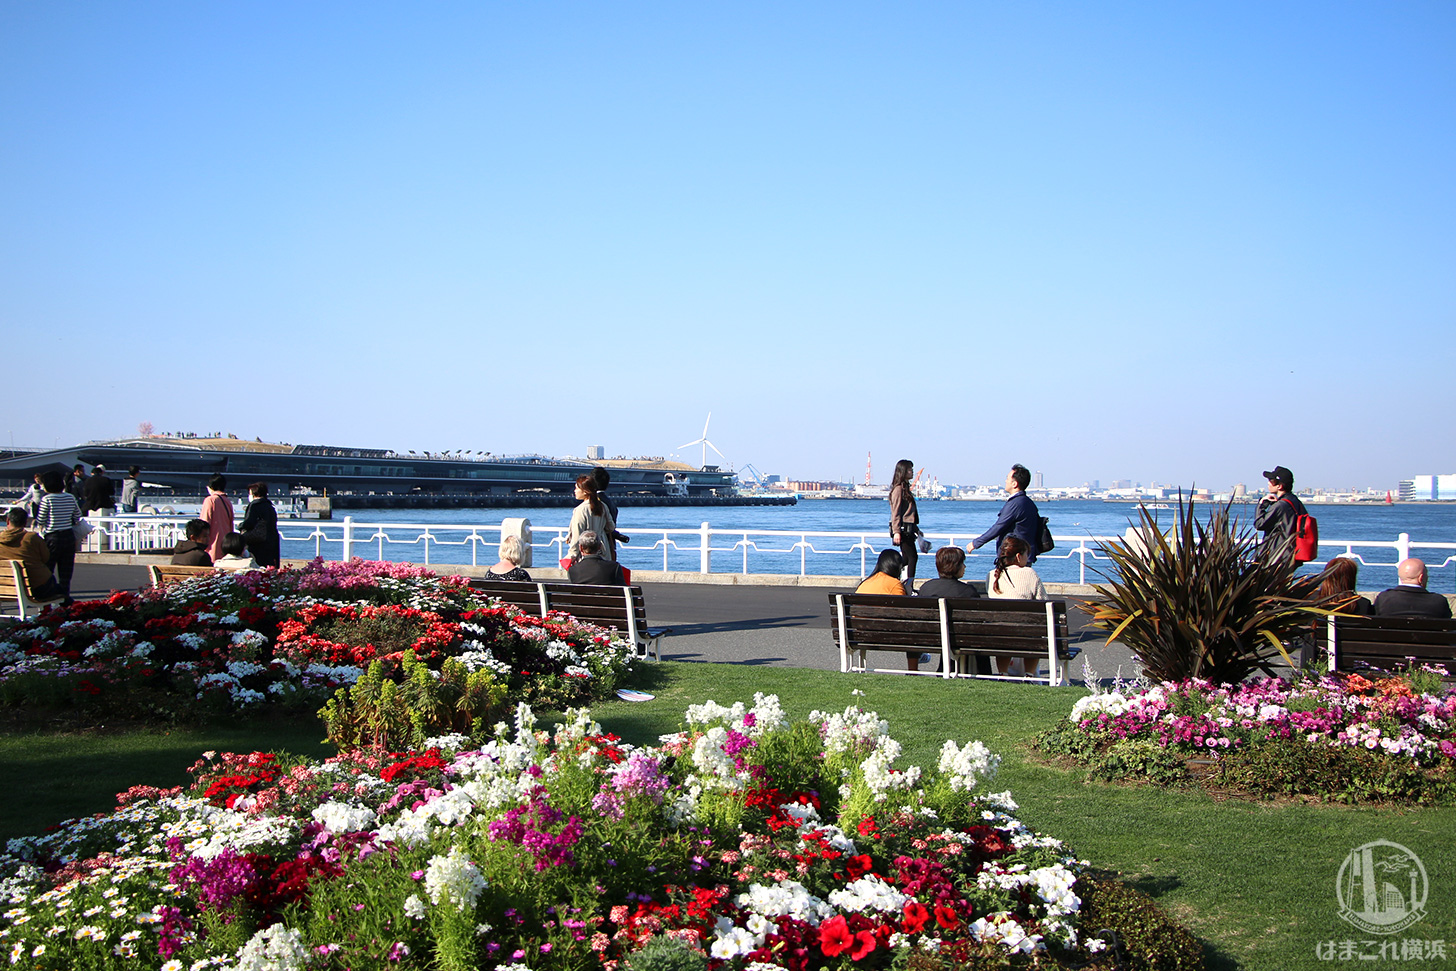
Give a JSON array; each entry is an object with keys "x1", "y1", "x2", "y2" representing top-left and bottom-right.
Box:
[
  {"x1": 1316, "y1": 556, "x2": 1372, "y2": 615},
  {"x1": 888, "y1": 458, "x2": 922, "y2": 591},
  {"x1": 567, "y1": 474, "x2": 618, "y2": 562},
  {"x1": 986, "y1": 535, "x2": 1046, "y2": 675}
]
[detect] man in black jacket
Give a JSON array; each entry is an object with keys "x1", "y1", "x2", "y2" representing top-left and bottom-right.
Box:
[
  {"x1": 567, "y1": 531, "x2": 625, "y2": 585},
  {"x1": 1253, "y1": 465, "x2": 1307, "y2": 560},
  {"x1": 1374, "y1": 558, "x2": 1452, "y2": 618},
  {"x1": 170, "y1": 520, "x2": 214, "y2": 567}
]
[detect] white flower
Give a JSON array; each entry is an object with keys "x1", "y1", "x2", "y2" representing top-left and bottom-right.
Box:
[
  {"x1": 404, "y1": 894, "x2": 427, "y2": 919},
  {"x1": 423, "y1": 847, "x2": 486, "y2": 911},
  {"x1": 310, "y1": 802, "x2": 377, "y2": 835},
  {"x1": 938, "y1": 739, "x2": 1000, "y2": 792},
  {"x1": 235, "y1": 923, "x2": 310, "y2": 971}
]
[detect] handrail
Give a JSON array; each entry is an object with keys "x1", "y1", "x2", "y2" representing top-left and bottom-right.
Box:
[{"x1": 74, "y1": 513, "x2": 1456, "y2": 589}]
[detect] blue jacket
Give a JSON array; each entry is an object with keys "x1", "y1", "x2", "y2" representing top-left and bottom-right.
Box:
[{"x1": 971, "y1": 491, "x2": 1041, "y2": 564}]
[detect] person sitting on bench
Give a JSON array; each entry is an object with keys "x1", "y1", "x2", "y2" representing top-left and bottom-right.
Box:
[
  {"x1": 1374, "y1": 558, "x2": 1452, "y2": 619},
  {"x1": 170, "y1": 519, "x2": 214, "y2": 567},
  {"x1": 568, "y1": 531, "x2": 626, "y2": 585},
  {"x1": 0, "y1": 507, "x2": 63, "y2": 601}
]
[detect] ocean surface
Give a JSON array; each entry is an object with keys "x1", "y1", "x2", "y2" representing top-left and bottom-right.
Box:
[{"x1": 251, "y1": 498, "x2": 1456, "y2": 591}]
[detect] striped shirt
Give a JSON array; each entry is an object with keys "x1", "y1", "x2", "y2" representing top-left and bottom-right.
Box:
[{"x1": 36, "y1": 492, "x2": 81, "y2": 535}]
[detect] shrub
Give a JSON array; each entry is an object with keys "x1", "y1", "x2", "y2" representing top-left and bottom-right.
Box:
[
  {"x1": 625, "y1": 935, "x2": 709, "y2": 971},
  {"x1": 319, "y1": 650, "x2": 509, "y2": 751},
  {"x1": 1079, "y1": 877, "x2": 1205, "y2": 971},
  {"x1": 1211, "y1": 737, "x2": 1456, "y2": 806},
  {"x1": 1082, "y1": 496, "x2": 1322, "y2": 683}
]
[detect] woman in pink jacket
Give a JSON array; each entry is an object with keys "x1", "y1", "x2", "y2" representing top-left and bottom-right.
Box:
[{"x1": 200, "y1": 474, "x2": 234, "y2": 563}]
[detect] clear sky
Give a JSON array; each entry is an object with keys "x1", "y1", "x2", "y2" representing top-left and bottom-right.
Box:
[{"x1": 3, "y1": 2, "x2": 1452, "y2": 492}]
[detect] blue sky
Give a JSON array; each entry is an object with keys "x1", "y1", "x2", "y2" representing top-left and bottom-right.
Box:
[{"x1": 3, "y1": 2, "x2": 1452, "y2": 491}]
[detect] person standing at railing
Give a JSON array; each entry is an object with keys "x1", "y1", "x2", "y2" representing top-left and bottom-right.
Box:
[
  {"x1": 17, "y1": 474, "x2": 45, "y2": 521},
  {"x1": 200, "y1": 474, "x2": 234, "y2": 564},
  {"x1": 239, "y1": 482, "x2": 281, "y2": 568},
  {"x1": 593, "y1": 466, "x2": 630, "y2": 558},
  {"x1": 1254, "y1": 465, "x2": 1307, "y2": 562},
  {"x1": 888, "y1": 459, "x2": 924, "y2": 592},
  {"x1": 119, "y1": 466, "x2": 142, "y2": 514},
  {"x1": 969, "y1": 464, "x2": 1041, "y2": 565},
  {"x1": 35, "y1": 470, "x2": 80, "y2": 603},
  {"x1": 567, "y1": 475, "x2": 618, "y2": 562}
]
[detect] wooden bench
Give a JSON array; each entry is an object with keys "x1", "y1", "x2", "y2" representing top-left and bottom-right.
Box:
[
  {"x1": 1326, "y1": 615, "x2": 1456, "y2": 678},
  {"x1": 828, "y1": 593, "x2": 1076, "y2": 684},
  {"x1": 1, "y1": 560, "x2": 66, "y2": 619},
  {"x1": 148, "y1": 563, "x2": 219, "y2": 587},
  {"x1": 467, "y1": 579, "x2": 669, "y2": 659}
]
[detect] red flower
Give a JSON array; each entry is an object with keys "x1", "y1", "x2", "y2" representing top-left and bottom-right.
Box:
[
  {"x1": 857, "y1": 816, "x2": 880, "y2": 839},
  {"x1": 934, "y1": 904, "x2": 960, "y2": 930},
  {"x1": 850, "y1": 930, "x2": 877, "y2": 960},
  {"x1": 818, "y1": 915, "x2": 853, "y2": 957},
  {"x1": 901, "y1": 900, "x2": 929, "y2": 933},
  {"x1": 845, "y1": 854, "x2": 874, "y2": 880}
]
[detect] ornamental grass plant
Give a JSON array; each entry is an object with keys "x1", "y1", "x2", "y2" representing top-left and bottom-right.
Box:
[{"x1": 1081, "y1": 497, "x2": 1321, "y2": 684}]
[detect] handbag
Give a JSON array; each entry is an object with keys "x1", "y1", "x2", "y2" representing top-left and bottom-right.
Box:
[
  {"x1": 72, "y1": 517, "x2": 95, "y2": 543},
  {"x1": 1038, "y1": 517, "x2": 1054, "y2": 554}
]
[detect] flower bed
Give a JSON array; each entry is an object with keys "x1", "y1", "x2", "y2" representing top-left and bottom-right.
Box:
[
  {"x1": 0, "y1": 696, "x2": 1149, "y2": 970},
  {"x1": 0, "y1": 559, "x2": 637, "y2": 728},
  {"x1": 1036, "y1": 671, "x2": 1456, "y2": 804}
]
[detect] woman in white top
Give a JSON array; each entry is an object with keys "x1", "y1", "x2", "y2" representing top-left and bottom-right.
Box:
[
  {"x1": 986, "y1": 535, "x2": 1046, "y2": 675},
  {"x1": 214, "y1": 532, "x2": 260, "y2": 572},
  {"x1": 567, "y1": 475, "x2": 617, "y2": 562}
]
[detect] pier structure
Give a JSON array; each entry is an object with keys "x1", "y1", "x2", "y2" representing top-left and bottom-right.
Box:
[{"x1": 0, "y1": 437, "x2": 742, "y2": 500}]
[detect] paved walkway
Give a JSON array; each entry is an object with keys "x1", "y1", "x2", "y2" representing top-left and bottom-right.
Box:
[{"x1": 65, "y1": 562, "x2": 1141, "y2": 683}]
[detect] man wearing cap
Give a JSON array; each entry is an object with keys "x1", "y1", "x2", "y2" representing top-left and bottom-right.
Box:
[{"x1": 1253, "y1": 465, "x2": 1306, "y2": 559}]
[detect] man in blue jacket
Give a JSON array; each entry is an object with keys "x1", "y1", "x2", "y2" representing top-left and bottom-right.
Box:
[{"x1": 969, "y1": 464, "x2": 1042, "y2": 564}]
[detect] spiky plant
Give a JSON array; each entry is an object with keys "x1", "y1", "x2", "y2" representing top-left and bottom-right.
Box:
[{"x1": 1083, "y1": 495, "x2": 1322, "y2": 683}]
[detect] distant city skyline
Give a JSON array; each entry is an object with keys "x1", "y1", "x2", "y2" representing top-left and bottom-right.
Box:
[{"x1": 2, "y1": 4, "x2": 1452, "y2": 487}]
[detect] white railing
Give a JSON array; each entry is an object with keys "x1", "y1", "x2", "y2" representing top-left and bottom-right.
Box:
[{"x1": 78, "y1": 514, "x2": 1456, "y2": 589}]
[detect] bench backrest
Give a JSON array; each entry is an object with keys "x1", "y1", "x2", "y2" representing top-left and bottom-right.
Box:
[
  {"x1": 1, "y1": 560, "x2": 63, "y2": 619},
  {"x1": 830, "y1": 594, "x2": 1069, "y2": 657},
  {"x1": 1329, "y1": 615, "x2": 1456, "y2": 677},
  {"x1": 467, "y1": 579, "x2": 649, "y2": 639},
  {"x1": 148, "y1": 564, "x2": 219, "y2": 587}
]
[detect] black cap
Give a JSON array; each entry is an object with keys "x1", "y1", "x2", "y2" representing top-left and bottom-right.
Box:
[{"x1": 1261, "y1": 466, "x2": 1293, "y2": 488}]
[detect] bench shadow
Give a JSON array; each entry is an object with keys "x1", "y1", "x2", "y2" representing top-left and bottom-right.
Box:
[
  {"x1": 661, "y1": 653, "x2": 791, "y2": 666},
  {"x1": 660, "y1": 615, "x2": 821, "y2": 636}
]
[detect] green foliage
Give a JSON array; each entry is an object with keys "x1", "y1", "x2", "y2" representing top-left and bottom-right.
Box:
[
  {"x1": 1087, "y1": 740, "x2": 1190, "y2": 788},
  {"x1": 319, "y1": 651, "x2": 509, "y2": 751},
  {"x1": 1079, "y1": 877, "x2": 1206, "y2": 971},
  {"x1": 1082, "y1": 497, "x2": 1321, "y2": 683},
  {"x1": 311, "y1": 610, "x2": 432, "y2": 655},
  {"x1": 625, "y1": 934, "x2": 709, "y2": 971},
  {"x1": 1211, "y1": 736, "x2": 1456, "y2": 806}
]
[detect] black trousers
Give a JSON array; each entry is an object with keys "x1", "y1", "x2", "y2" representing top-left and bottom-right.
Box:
[{"x1": 43, "y1": 530, "x2": 76, "y2": 597}]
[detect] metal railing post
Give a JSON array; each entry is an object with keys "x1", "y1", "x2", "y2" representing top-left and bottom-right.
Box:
[
  {"x1": 1396, "y1": 532, "x2": 1411, "y2": 562},
  {"x1": 342, "y1": 516, "x2": 354, "y2": 561},
  {"x1": 700, "y1": 522, "x2": 711, "y2": 573}
]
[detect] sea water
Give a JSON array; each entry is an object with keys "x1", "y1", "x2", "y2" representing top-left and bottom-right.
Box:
[{"x1": 271, "y1": 498, "x2": 1456, "y2": 591}]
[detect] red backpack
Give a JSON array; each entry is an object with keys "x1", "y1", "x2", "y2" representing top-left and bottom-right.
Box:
[{"x1": 1282, "y1": 496, "x2": 1318, "y2": 563}]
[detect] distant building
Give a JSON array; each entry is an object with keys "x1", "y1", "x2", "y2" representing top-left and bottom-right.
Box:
[
  {"x1": 1233, "y1": 483, "x2": 1247, "y2": 497},
  {"x1": 587, "y1": 445, "x2": 605, "y2": 460},
  {"x1": 1033, "y1": 471, "x2": 1044, "y2": 489},
  {"x1": 1401, "y1": 474, "x2": 1456, "y2": 500},
  {"x1": 1111, "y1": 479, "x2": 1132, "y2": 490}
]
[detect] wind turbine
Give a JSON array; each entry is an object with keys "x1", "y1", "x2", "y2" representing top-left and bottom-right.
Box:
[{"x1": 678, "y1": 413, "x2": 726, "y2": 468}]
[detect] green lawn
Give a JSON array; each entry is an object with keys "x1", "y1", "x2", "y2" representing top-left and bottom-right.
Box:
[{"x1": 4, "y1": 664, "x2": 1452, "y2": 971}]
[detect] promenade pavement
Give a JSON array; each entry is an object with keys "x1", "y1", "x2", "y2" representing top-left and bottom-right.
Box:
[{"x1": 65, "y1": 562, "x2": 1143, "y2": 683}]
